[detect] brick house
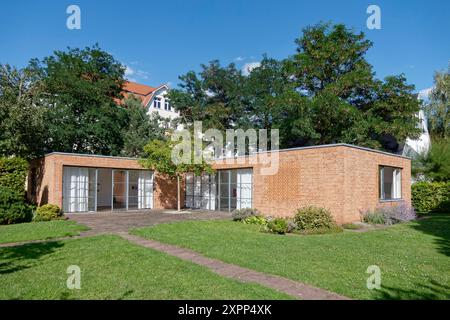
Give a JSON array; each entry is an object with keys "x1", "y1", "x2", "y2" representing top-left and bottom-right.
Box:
[{"x1": 27, "y1": 143, "x2": 410, "y2": 224}]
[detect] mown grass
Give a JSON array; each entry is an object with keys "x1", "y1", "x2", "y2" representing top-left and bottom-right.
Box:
[
  {"x1": 0, "y1": 235, "x2": 291, "y2": 299},
  {"x1": 132, "y1": 214, "x2": 450, "y2": 300},
  {"x1": 0, "y1": 220, "x2": 89, "y2": 244}
]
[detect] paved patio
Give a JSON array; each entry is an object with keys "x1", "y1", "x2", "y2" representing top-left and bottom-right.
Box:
[{"x1": 66, "y1": 209, "x2": 232, "y2": 235}]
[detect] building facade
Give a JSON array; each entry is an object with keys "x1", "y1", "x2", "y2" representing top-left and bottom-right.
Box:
[{"x1": 27, "y1": 144, "x2": 411, "y2": 224}]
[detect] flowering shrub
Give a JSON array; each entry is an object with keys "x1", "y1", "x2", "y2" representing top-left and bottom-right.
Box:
[
  {"x1": 232, "y1": 208, "x2": 260, "y2": 221},
  {"x1": 361, "y1": 203, "x2": 416, "y2": 225}
]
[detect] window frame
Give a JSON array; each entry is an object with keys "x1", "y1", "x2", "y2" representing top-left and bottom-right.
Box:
[
  {"x1": 379, "y1": 165, "x2": 402, "y2": 201},
  {"x1": 154, "y1": 97, "x2": 161, "y2": 109}
]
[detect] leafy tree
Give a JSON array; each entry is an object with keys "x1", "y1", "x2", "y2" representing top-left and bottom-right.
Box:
[
  {"x1": 140, "y1": 138, "x2": 212, "y2": 211},
  {"x1": 283, "y1": 23, "x2": 421, "y2": 151},
  {"x1": 0, "y1": 64, "x2": 48, "y2": 159},
  {"x1": 121, "y1": 95, "x2": 168, "y2": 157},
  {"x1": 170, "y1": 23, "x2": 421, "y2": 152},
  {"x1": 425, "y1": 65, "x2": 450, "y2": 138},
  {"x1": 168, "y1": 60, "x2": 246, "y2": 132},
  {"x1": 412, "y1": 137, "x2": 450, "y2": 182},
  {"x1": 31, "y1": 45, "x2": 128, "y2": 155}
]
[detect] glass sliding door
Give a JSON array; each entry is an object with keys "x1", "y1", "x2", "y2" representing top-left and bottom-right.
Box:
[
  {"x1": 236, "y1": 169, "x2": 252, "y2": 209},
  {"x1": 112, "y1": 170, "x2": 127, "y2": 211},
  {"x1": 185, "y1": 169, "x2": 252, "y2": 212},
  {"x1": 137, "y1": 171, "x2": 153, "y2": 209},
  {"x1": 63, "y1": 167, "x2": 97, "y2": 213},
  {"x1": 63, "y1": 167, "x2": 153, "y2": 213}
]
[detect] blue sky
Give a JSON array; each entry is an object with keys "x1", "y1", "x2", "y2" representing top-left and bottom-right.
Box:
[{"x1": 0, "y1": 0, "x2": 449, "y2": 97}]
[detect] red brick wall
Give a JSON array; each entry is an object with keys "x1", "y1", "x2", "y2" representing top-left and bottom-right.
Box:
[
  {"x1": 27, "y1": 153, "x2": 178, "y2": 210},
  {"x1": 28, "y1": 145, "x2": 411, "y2": 223},
  {"x1": 212, "y1": 145, "x2": 411, "y2": 224}
]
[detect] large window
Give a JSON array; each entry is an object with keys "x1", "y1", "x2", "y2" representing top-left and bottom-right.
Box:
[
  {"x1": 379, "y1": 166, "x2": 402, "y2": 200},
  {"x1": 63, "y1": 167, "x2": 153, "y2": 213},
  {"x1": 185, "y1": 169, "x2": 252, "y2": 211},
  {"x1": 164, "y1": 99, "x2": 171, "y2": 111},
  {"x1": 154, "y1": 97, "x2": 161, "y2": 109}
]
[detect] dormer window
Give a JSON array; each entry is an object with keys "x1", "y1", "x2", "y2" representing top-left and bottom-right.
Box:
[
  {"x1": 154, "y1": 97, "x2": 161, "y2": 109},
  {"x1": 164, "y1": 100, "x2": 171, "y2": 111}
]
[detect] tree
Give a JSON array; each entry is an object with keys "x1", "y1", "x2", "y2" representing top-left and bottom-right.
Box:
[
  {"x1": 32, "y1": 45, "x2": 128, "y2": 155},
  {"x1": 170, "y1": 23, "x2": 421, "y2": 152},
  {"x1": 121, "y1": 96, "x2": 168, "y2": 157},
  {"x1": 168, "y1": 60, "x2": 246, "y2": 132},
  {"x1": 425, "y1": 65, "x2": 450, "y2": 138},
  {"x1": 140, "y1": 138, "x2": 212, "y2": 211},
  {"x1": 0, "y1": 64, "x2": 48, "y2": 159},
  {"x1": 412, "y1": 137, "x2": 450, "y2": 182},
  {"x1": 283, "y1": 23, "x2": 421, "y2": 151}
]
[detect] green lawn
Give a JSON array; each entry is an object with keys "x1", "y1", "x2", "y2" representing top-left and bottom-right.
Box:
[
  {"x1": 132, "y1": 214, "x2": 450, "y2": 300},
  {"x1": 0, "y1": 220, "x2": 89, "y2": 244},
  {"x1": 0, "y1": 235, "x2": 291, "y2": 299}
]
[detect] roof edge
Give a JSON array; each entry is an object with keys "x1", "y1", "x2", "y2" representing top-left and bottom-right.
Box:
[{"x1": 38, "y1": 143, "x2": 410, "y2": 162}]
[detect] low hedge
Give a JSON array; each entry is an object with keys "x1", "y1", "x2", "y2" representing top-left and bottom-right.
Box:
[
  {"x1": 294, "y1": 206, "x2": 338, "y2": 230},
  {"x1": 412, "y1": 181, "x2": 450, "y2": 213},
  {"x1": 0, "y1": 186, "x2": 33, "y2": 224},
  {"x1": 34, "y1": 204, "x2": 63, "y2": 222},
  {"x1": 0, "y1": 156, "x2": 29, "y2": 196}
]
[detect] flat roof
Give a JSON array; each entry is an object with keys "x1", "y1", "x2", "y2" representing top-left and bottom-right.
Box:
[{"x1": 42, "y1": 143, "x2": 410, "y2": 161}]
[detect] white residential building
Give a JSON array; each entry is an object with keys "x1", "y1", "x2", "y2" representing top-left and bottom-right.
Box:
[{"x1": 120, "y1": 81, "x2": 179, "y2": 121}]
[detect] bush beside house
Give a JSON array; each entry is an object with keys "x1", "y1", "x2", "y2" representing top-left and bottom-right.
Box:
[
  {"x1": 34, "y1": 204, "x2": 63, "y2": 222},
  {"x1": 0, "y1": 186, "x2": 33, "y2": 224},
  {"x1": 0, "y1": 157, "x2": 33, "y2": 225},
  {"x1": 412, "y1": 181, "x2": 450, "y2": 213}
]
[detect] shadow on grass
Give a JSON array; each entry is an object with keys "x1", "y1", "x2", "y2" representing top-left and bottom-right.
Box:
[
  {"x1": 409, "y1": 213, "x2": 450, "y2": 257},
  {"x1": 374, "y1": 279, "x2": 450, "y2": 300},
  {"x1": 0, "y1": 241, "x2": 64, "y2": 275}
]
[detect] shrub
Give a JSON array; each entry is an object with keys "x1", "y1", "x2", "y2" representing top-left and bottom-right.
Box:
[
  {"x1": 232, "y1": 208, "x2": 260, "y2": 221},
  {"x1": 296, "y1": 225, "x2": 343, "y2": 235},
  {"x1": 34, "y1": 204, "x2": 62, "y2": 222},
  {"x1": 412, "y1": 181, "x2": 450, "y2": 213},
  {"x1": 0, "y1": 157, "x2": 29, "y2": 196},
  {"x1": 265, "y1": 218, "x2": 289, "y2": 234},
  {"x1": 361, "y1": 203, "x2": 416, "y2": 225},
  {"x1": 294, "y1": 206, "x2": 337, "y2": 231},
  {"x1": 0, "y1": 186, "x2": 33, "y2": 224},
  {"x1": 362, "y1": 211, "x2": 386, "y2": 224},
  {"x1": 242, "y1": 215, "x2": 267, "y2": 226}
]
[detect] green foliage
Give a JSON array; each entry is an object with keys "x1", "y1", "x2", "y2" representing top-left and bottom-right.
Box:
[
  {"x1": 170, "y1": 23, "x2": 421, "y2": 152},
  {"x1": 0, "y1": 64, "x2": 48, "y2": 159},
  {"x1": 0, "y1": 186, "x2": 32, "y2": 225},
  {"x1": 168, "y1": 60, "x2": 246, "y2": 132},
  {"x1": 295, "y1": 225, "x2": 343, "y2": 235},
  {"x1": 342, "y1": 223, "x2": 363, "y2": 230},
  {"x1": 412, "y1": 181, "x2": 450, "y2": 213},
  {"x1": 294, "y1": 206, "x2": 337, "y2": 230},
  {"x1": 413, "y1": 138, "x2": 450, "y2": 182},
  {"x1": 0, "y1": 157, "x2": 29, "y2": 196},
  {"x1": 232, "y1": 208, "x2": 260, "y2": 221},
  {"x1": 242, "y1": 215, "x2": 267, "y2": 226},
  {"x1": 362, "y1": 211, "x2": 386, "y2": 225},
  {"x1": 33, "y1": 45, "x2": 128, "y2": 155},
  {"x1": 425, "y1": 65, "x2": 450, "y2": 138},
  {"x1": 121, "y1": 96, "x2": 168, "y2": 157},
  {"x1": 34, "y1": 204, "x2": 62, "y2": 222},
  {"x1": 361, "y1": 204, "x2": 416, "y2": 225},
  {"x1": 141, "y1": 138, "x2": 213, "y2": 210},
  {"x1": 265, "y1": 218, "x2": 289, "y2": 235}
]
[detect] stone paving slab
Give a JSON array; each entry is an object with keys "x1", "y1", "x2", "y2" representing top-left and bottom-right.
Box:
[{"x1": 118, "y1": 232, "x2": 350, "y2": 300}]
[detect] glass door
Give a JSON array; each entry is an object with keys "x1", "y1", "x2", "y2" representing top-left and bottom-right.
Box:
[{"x1": 112, "y1": 170, "x2": 127, "y2": 211}]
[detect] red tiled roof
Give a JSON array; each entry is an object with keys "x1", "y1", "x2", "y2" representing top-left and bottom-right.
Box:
[{"x1": 117, "y1": 81, "x2": 162, "y2": 107}]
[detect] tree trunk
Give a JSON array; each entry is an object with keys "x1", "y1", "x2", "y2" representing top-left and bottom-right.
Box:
[{"x1": 177, "y1": 175, "x2": 181, "y2": 211}]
